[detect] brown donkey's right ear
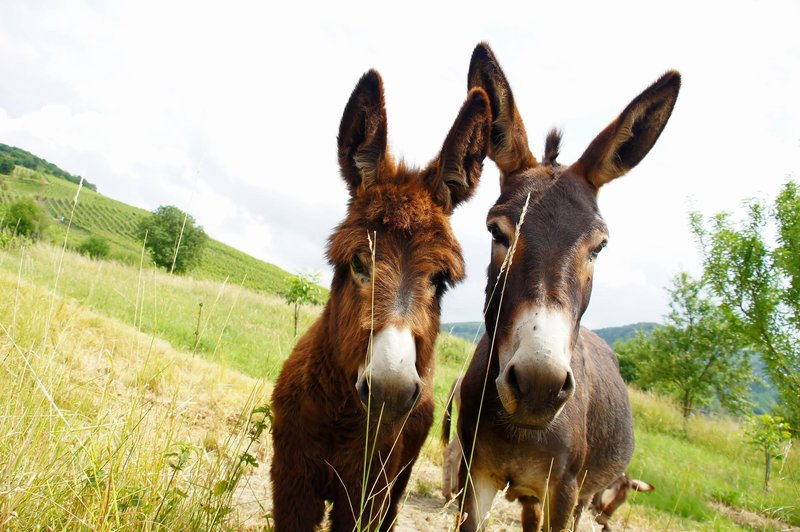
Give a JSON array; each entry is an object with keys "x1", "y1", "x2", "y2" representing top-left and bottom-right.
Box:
[
  {"x1": 427, "y1": 87, "x2": 492, "y2": 213},
  {"x1": 337, "y1": 69, "x2": 390, "y2": 195},
  {"x1": 468, "y1": 42, "x2": 537, "y2": 179}
]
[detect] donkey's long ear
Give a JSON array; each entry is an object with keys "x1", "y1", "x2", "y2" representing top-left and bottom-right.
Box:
[
  {"x1": 338, "y1": 70, "x2": 389, "y2": 195},
  {"x1": 573, "y1": 71, "x2": 681, "y2": 189},
  {"x1": 427, "y1": 87, "x2": 491, "y2": 213},
  {"x1": 468, "y1": 42, "x2": 536, "y2": 178},
  {"x1": 630, "y1": 479, "x2": 655, "y2": 492}
]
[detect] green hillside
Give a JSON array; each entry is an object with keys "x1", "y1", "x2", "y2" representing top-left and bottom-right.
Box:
[
  {"x1": 441, "y1": 321, "x2": 485, "y2": 342},
  {"x1": 441, "y1": 320, "x2": 660, "y2": 346},
  {"x1": 595, "y1": 321, "x2": 660, "y2": 345},
  {"x1": 0, "y1": 143, "x2": 96, "y2": 190},
  {"x1": 0, "y1": 149, "x2": 307, "y2": 296}
]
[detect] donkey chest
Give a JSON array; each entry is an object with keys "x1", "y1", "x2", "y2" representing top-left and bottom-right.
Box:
[{"x1": 474, "y1": 432, "x2": 572, "y2": 501}]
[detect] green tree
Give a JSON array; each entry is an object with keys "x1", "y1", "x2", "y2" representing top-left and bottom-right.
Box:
[
  {"x1": 138, "y1": 205, "x2": 208, "y2": 274},
  {"x1": 77, "y1": 235, "x2": 110, "y2": 259},
  {"x1": 0, "y1": 155, "x2": 14, "y2": 174},
  {"x1": 691, "y1": 180, "x2": 800, "y2": 424},
  {"x1": 616, "y1": 273, "x2": 753, "y2": 423},
  {"x1": 284, "y1": 273, "x2": 321, "y2": 337},
  {"x1": 743, "y1": 414, "x2": 793, "y2": 491},
  {"x1": 1, "y1": 198, "x2": 50, "y2": 240}
]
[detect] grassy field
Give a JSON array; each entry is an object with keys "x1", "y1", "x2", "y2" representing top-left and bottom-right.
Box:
[
  {"x1": 0, "y1": 238, "x2": 797, "y2": 529},
  {"x1": 0, "y1": 165, "x2": 305, "y2": 296}
]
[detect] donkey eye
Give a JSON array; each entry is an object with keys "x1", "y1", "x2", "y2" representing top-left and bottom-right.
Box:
[
  {"x1": 431, "y1": 271, "x2": 448, "y2": 289},
  {"x1": 350, "y1": 255, "x2": 369, "y2": 278},
  {"x1": 589, "y1": 240, "x2": 608, "y2": 261},
  {"x1": 488, "y1": 223, "x2": 509, "y2": 247},
  {"x1": 430, "y1": 271, "x2": 450, "y2": 298}
]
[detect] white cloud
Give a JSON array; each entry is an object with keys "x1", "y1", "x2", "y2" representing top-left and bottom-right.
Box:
[{"x1": 1, "y1": 0, "x2": 798, "y2": 328}]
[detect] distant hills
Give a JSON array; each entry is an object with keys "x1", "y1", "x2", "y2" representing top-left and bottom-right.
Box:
[
  {"x1": 442, "y1": 320, "x2": 778, "y2": 413},
  {"x1": 0, "y1": 142, "x2": 308, "y2": 297},
  {"x1": 441, "y1": 321, "x2": 659, "y2": 346}
]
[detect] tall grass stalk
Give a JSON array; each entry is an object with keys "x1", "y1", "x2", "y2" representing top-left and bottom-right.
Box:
[{"x1": 458, "y1": 192, "x2": 531, "y2": 525}]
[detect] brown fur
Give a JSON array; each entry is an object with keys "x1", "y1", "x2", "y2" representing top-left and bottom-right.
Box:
[
  {"x1": 452, "y1": 43, "x2": 680, "y2": 531},
  {"x1": 270, "y1": 70, "x2": 490, "y2": 531}
]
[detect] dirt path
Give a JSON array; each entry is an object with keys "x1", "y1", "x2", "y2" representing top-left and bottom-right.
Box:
[
  {"x1": 235, "y1": 452, "x2": 647, "y2": 531},
  {"x1": 709, "y1": 502, "x2": 800, "y2": 532}
]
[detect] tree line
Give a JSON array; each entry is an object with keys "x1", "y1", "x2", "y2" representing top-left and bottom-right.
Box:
[
  {"x1": 618, "y1": 181, "x2": 799, "y2": 425},
  {"x1": 0, "y1": 143, "x2": 97, "y2": 191},
  {"x1": 615, "y1": 181, "x2": 798, "y2": 488}
]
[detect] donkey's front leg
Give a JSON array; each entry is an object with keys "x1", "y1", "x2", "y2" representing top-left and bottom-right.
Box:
[
  {"x1": 545, "y1": 479, "x2": 579, "y2": 532},
  {"x1": 270, "y1": 450, "x2": 325, "y2": 531},
  {"x1": 381, "y1": 399, "x2": 433, "y2": 531},
  {"x1": 457, "y1": 469, "x2": 497, "y2": 532},
  {"x1": 519, "y1": 496, "x2": 543, "y2": 532}
]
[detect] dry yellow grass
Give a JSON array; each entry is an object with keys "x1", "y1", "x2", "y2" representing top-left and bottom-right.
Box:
[{"x1": 0, "y1": 266, "x2": 273, "y2": 529}]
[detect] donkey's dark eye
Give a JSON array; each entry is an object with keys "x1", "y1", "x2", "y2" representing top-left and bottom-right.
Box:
[
  {"x1": 589, "y1": 241, "x2": 608, "y2": 261},
  {"x1": 350, "y1": 255, "x2": 369, "y2": 278},
  {"x1": 431, "y1": 271, "x2": 450, "y2": 298},
  {"x1": 488, "y1": 223, "x2": 509, "y2": 247}
]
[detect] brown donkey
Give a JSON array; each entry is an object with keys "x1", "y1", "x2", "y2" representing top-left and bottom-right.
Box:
[
  {"x1": 270, "y1": 70, "x2": 491, "y2": 531},
  {"x1": 451, "y1": 43, "x2": 680, "y2": 531}
]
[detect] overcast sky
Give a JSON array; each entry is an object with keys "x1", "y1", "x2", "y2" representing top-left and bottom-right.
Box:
[{"x1": 1, "y1": 1, "x2": 798, "y2": 328}]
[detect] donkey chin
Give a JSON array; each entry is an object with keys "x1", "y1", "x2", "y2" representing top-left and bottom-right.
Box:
[
  {"x1": 355, "y1": 325, "x2": 423, "y2": 425},
  {"x1": 496, "y1": 374, "x2": 575, "y2": 430}
]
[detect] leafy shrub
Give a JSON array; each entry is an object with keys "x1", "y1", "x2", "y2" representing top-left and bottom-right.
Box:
[
  {"x1": 0, "y1": 228, "x2": 30, "y2": 249},
  {"x1": 1, "y1": 198, "x2": 50, "y2": 240},
  {"x1": 138, "y1": 205, "x2": 208, "y2": 274},
  {"x1": 77, "y1": 235, "x2": 110, "y2": 259},
  {"x1": 283, "y1": 272, "x2": 322, "y2": 337},
  {"x1": 435, "y1": 334, "x2": 471, "y2": 366},
  {"x1": 0, "y1": 155, "x2": 14, "y2": 175}
]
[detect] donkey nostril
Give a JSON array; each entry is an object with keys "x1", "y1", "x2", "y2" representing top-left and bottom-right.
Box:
[
  {"x1": 405, "y1": 381, "x2": 422, "y2": 411},
  {"x1": 561, "y1": 371, "x2": 575, "y2": 394},
  {"x1": 357, "y1": 378, "x2": 370, "y2": 406},
  {"x1": 507, "y1": 364, "x2": 523, "y2": 399}
]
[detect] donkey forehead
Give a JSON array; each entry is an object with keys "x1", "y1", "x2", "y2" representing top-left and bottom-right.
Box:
[
  {"x1": 357, "y1": 181, "x2": 440, "y2": 231},
  {"x1": 327, "y1": 182, "x2": 465, "y2": 274},
  {"x1": 489, "y1": 170, "x2": 607, "y2": 240}
]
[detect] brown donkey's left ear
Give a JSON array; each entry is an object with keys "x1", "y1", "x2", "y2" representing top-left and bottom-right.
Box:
[
  {"x1": 572, "y1": 71, "x2": 681, "y2": 189},
  {"x1": 337, "y1": 69, "x2": 390, "y2": 195},
  {"x1": 427, "y1": 87, "x2": 491, "y2": 213}
]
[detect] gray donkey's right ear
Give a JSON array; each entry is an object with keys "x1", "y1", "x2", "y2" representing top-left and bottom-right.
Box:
[{"x1": 572, "y1": 70, "x2": 681, "y2": 189}]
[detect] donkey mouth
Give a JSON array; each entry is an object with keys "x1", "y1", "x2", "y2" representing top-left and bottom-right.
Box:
[
  {"x1": 506, "y1": 406, "x2": 564, "y2": 430},
  {"x1": 496, "y1": 384, "x2": 571, "y2": 430},
  {"x1": 361, "y1": 400, "x2": 420, "y2": 426},
  {"x1": 356, "y1": 378, "x2": 422, "y2": 425}
]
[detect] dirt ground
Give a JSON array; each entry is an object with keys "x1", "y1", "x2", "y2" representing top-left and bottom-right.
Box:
[{"x1": 234, "y1": 450, "x2": 650, "y2": 531}]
